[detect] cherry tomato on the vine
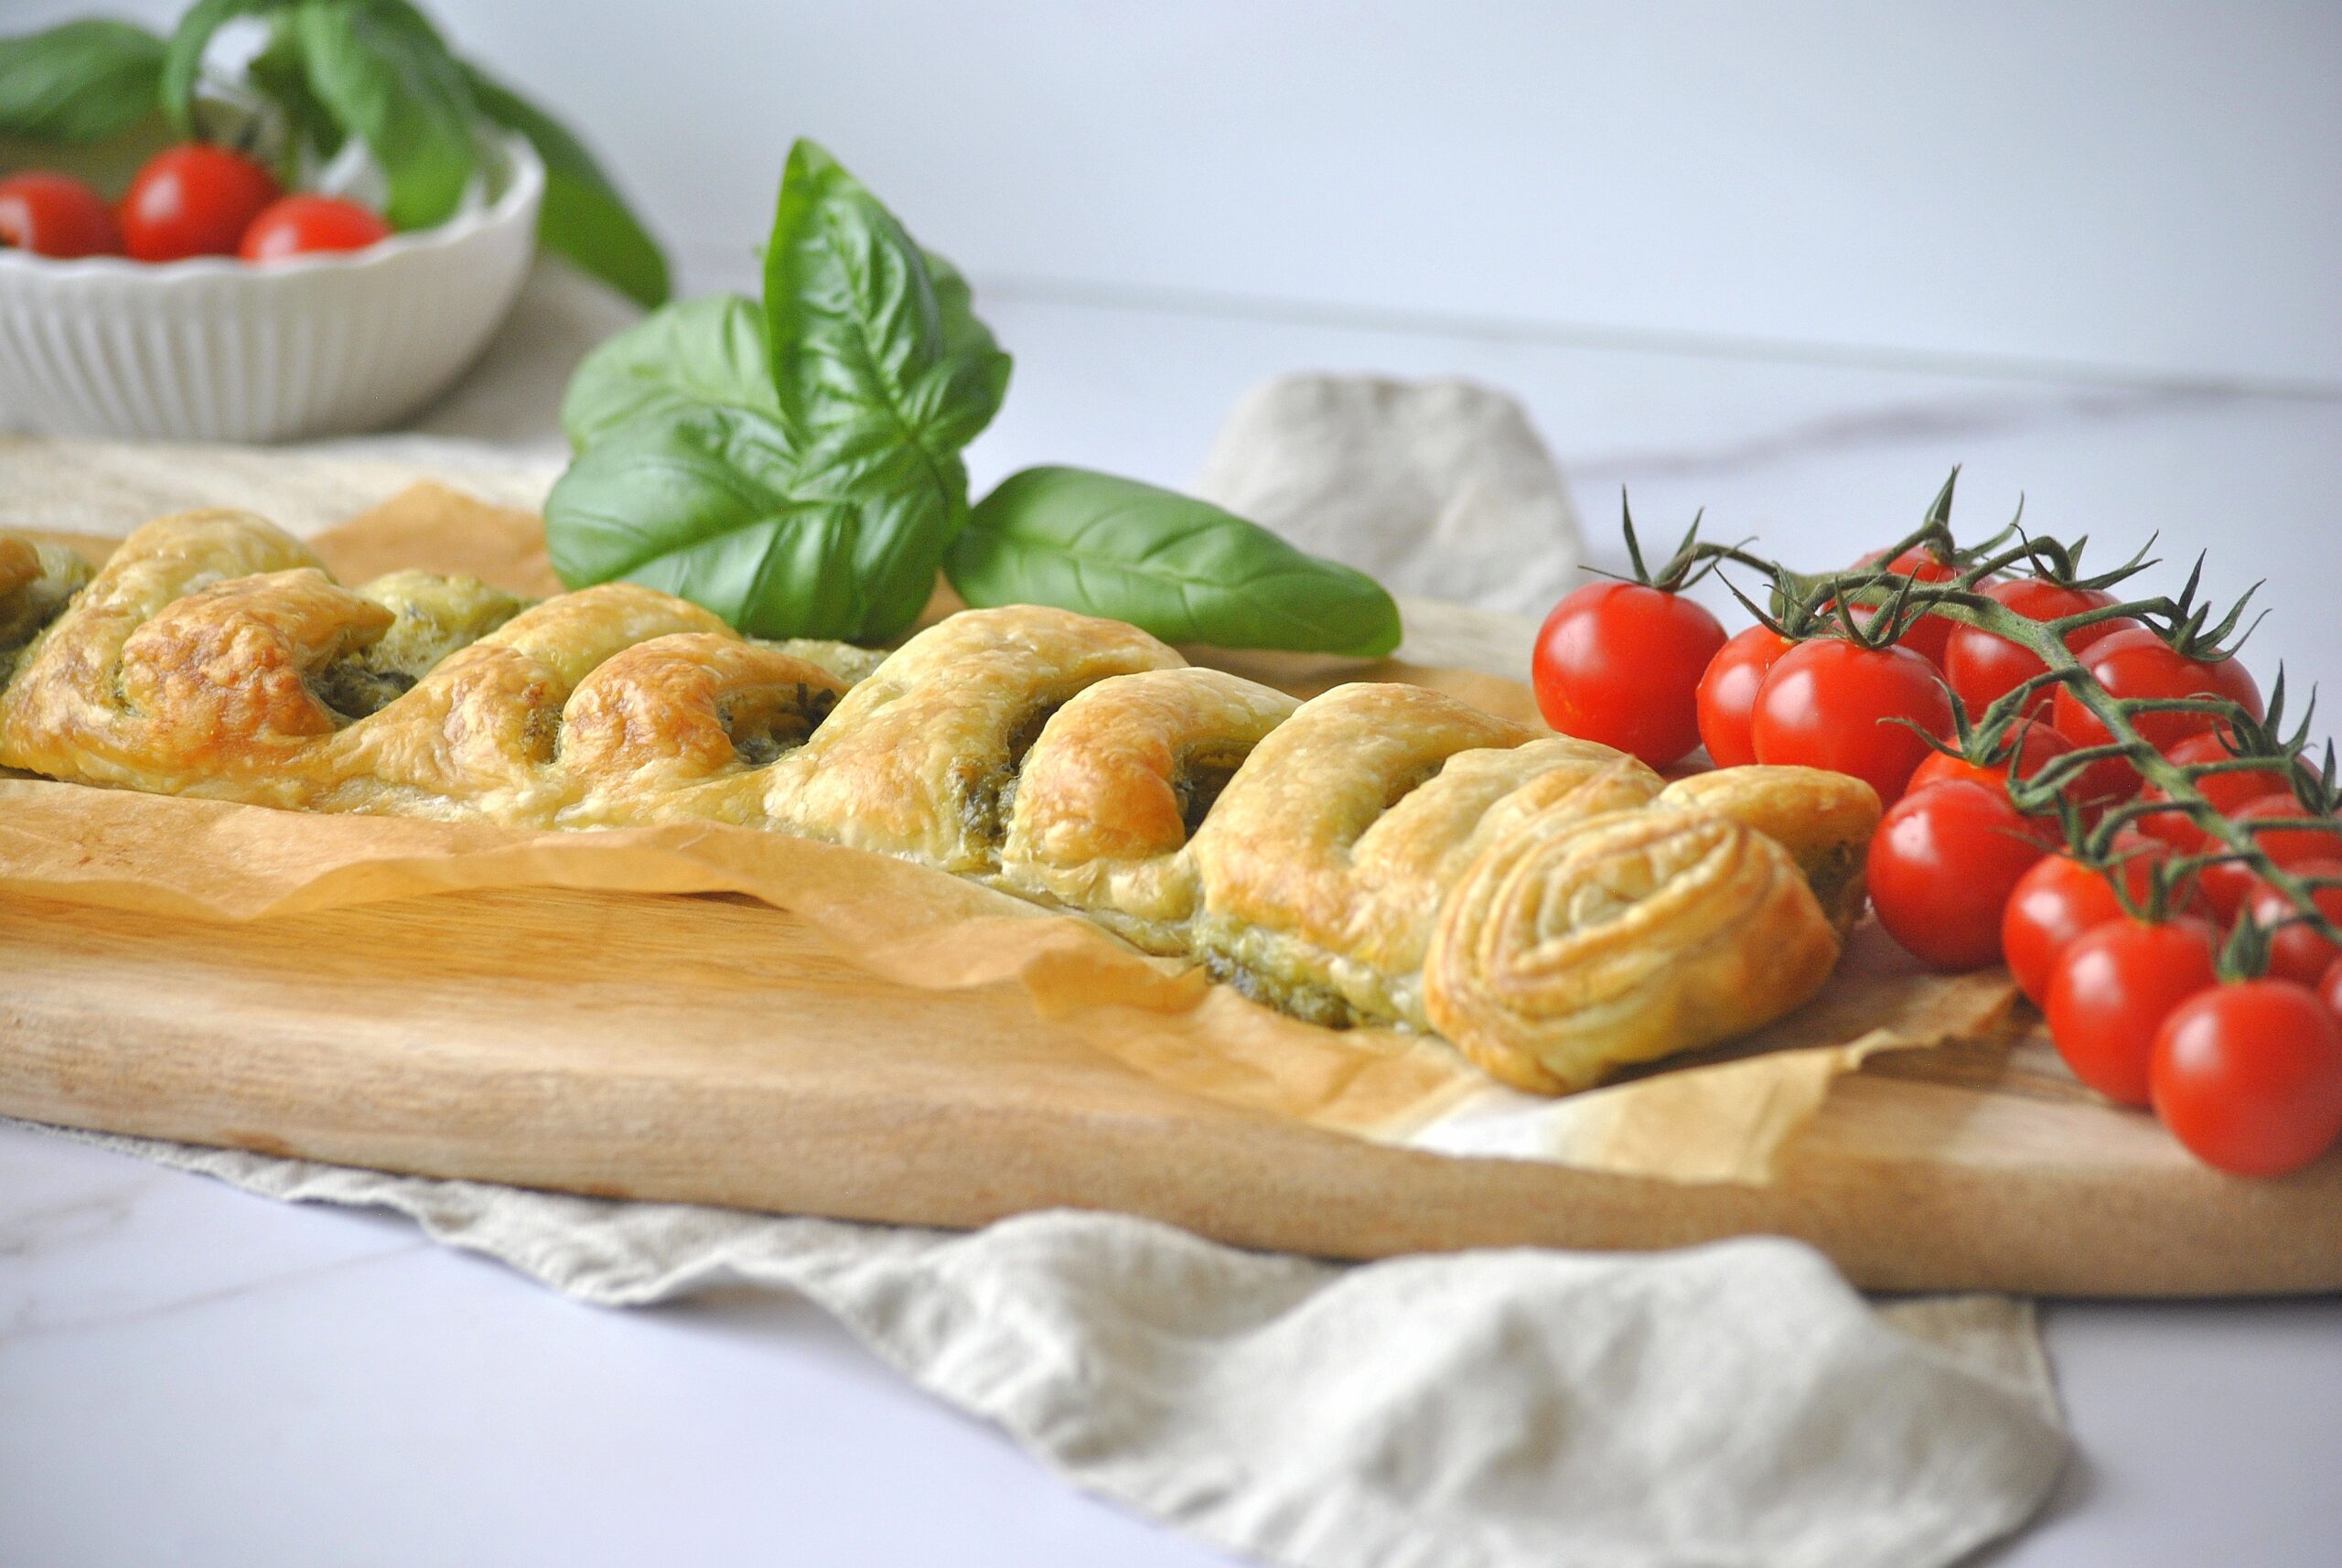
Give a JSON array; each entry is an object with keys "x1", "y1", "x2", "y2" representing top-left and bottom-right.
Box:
[
  {"x1": 0, "y1": 172, "x2": 123, "y2": 258},
  {"x1": 1750, "y1": 637, "x2": 1953, "y2": 805},
  {"x1": 1531, "y1": 581, "x2": 1726, "y2": 768},
  {"x1": 117, "y1": 144, "x2": 282, "y2": 263},
  {"x1": 2231, "y1": 793, "x2": 2342, "y2": 865},
  {"x1": 1845, "y1": 546, "x2": 1966, "y2": 666},
  {"x1": 1868, "y1": 780, "x2": 2053, "y2": 971},
  {"x1": 2000, "y1": 833, "x2": 2186, "y2": 1005},
  {"x1": 1907, "y1": 719, "x2": 2079, "y2": 814},
  {"x1": 2152, "y1": 980, "x2": 2342, "y2": 1176},
  {"x1": 2045, "y1": 915, "x2": 2218, "y2": 1105},
  {"x1": 1695, "y1": 624, "x2": 1792, "y2": 768},
  {"x1": 238, "y1": 194, "x2": 392, "y2": 261},
  {"x1": 2052, "y1": 626, "x2": 2263, "y2": 756},
  {"x1": 1941, "y1": 577, "x2": 2137, "y2": 721},
  {"x1": 2196, "y1": 794, "x2": 2342, "y2": 923},
  {"x1": 2320, "y1": 957, "x2": 2342, "y2": 1020},
  {"x1": 2240, "y1": 860, "x2": 2342, "y2": 987},
  {"x1": 2133, "y1": 732, "x2": 2307, "y2": 853}
]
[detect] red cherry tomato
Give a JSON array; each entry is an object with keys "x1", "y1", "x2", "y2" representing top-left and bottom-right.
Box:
[
  {"x1": 1868, "y1": 780, "x2": 2053, "y2": 971},
  {"x1": 118, "y1": 144, "x2": 282, "y2": 263},
  {"x1": 2320, "y1": 956, "x2": 2342, "y2": 1018},
  {"x1": 1943, "y1": 577, "x2": 2138, "y2": 720},
  {"x1": 2052, "y1": 627, "x2": 2263, "y2": 755},
  {"x1": 2045, "y1": 916, "x2": 2218, "y2": 1105},
  {"x1": 2240, "y1": 861, "x2": 2342, "y2": 986},
  {"x1": 1750, "y1": 638, "x2": 1953, "y2": 804},
  {"x1": 0, "y1": 172, "x2": 124, "y2": 258},
  {"x1": 1907, "y1": 720, "x2": 2079, "y2": 813},
  {"x1": 2152, "y1": 980, "x2": 2342, "y2": 1176},
  {"x1": 2197, "y1": 794, "x2": 2342, "y2": 923},
  {"x1": 2233, "y1": 793, "x2": 2342, "y2": 865},
  {"x1": 1695, "y1": 624, "x2": 1792, "y2": 768},
  {"x1": 238, "y1": 194, "x2": 392, "y2": 261},
  {"x1": 2002, "y1": 841, "x2": 2178, "y2": 1006},
  {"x1": 1531, "y1": 581, "x2": 1726, "y2": 768},
  {"x1": 2133, "y1": 732, "x2": 2306, "y2": 853},
  {"x1": 1844, "y1": 546, "x2": 1964, "y2": 666}
]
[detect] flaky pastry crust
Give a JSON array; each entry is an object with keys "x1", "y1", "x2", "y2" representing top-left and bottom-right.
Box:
[{"x1": 0, "y1": 510, "x2": 1878, "y2": 1093}]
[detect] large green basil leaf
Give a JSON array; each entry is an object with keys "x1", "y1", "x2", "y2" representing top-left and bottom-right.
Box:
[
  {"x1": 461, "y1": 63, "x2": 671, "y2": 309},
  {"x1": 0, "y1": 20, "x2": 167, "y2": 145},
  {"x1": 560, "y1": 295, "x2": 779, "y2": 452},
  {"x1": 762, "y1": 139, "x2": 1011, "y2": 501},
  {"x1": 293, "y1": 0, "x2": 476, "y2": 230},
  {"x1": 543, "y1": 403, "x2": 953, "y2": 642},
  {"x1": 162, "y1": 0, "x2": 290, "y2": 137},
  {"x1": 547, "y1": 140, "x2": 1012, "y2": 643},
  {"x1": 949, "y1": 467, "x2": 1403, "y2": 657},
  {"x1": 246, "y1": 16, "x2": 345, "y2": 172}
]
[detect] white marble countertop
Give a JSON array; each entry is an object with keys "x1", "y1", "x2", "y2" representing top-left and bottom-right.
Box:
[{"x1": 5, "y1": 278, "x2": 2341, "y2": 1565}]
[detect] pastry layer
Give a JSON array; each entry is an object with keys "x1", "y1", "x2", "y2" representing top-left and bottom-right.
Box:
[{"x1": 0, "y1": 512, "x2": 1875, "y2": 1093}]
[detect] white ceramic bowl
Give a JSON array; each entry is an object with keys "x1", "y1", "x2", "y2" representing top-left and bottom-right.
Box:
[{"x1": 0, "y1": 134, "x2": 542, "y2": 443}]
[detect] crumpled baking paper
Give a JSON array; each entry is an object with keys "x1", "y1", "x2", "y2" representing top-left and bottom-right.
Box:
[{"x1": 0, "y1": 486, "x2": 2013, "y2": 1184}]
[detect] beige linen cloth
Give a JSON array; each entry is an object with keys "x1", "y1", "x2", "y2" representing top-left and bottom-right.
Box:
[{"x1": 0, "y1": 262, "x2": 2067, "y2": 1568}]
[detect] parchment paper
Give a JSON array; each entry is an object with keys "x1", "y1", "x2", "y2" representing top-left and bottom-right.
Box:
[{"x1": 0, "y1": 486, "x2": 2015, "y2": 1183}]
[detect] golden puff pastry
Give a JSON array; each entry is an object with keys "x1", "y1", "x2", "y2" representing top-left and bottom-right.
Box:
[
  {"x1": 1186, "y1": 686, "x2": 1672, "y2": 1028},
  {"x1": 1653, "y1": 766, "x2": 1879, "y2": 932},
  {"x1": 997, "y1": 668, "x2": 1301, "y2": 950},
  {"x1": 0, "y1": 510, "x2": 1879, "y2": 1094}
]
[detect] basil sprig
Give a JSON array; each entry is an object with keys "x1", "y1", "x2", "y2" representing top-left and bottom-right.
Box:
[
  {"x1": 560, "y1": 294, "x2": 780, "y2": 450},
  {"x1": 0, "y1": 20, "x2": 166, "y2": 146},
  {"x1": 288, "y1": 0, "x2": 476, "y2": 230},
  {"x1": 546, "y1": 139, "x2": 1012, "y2": 642},
  {"x1": 551, "y1": 143, "x2": 1402, "y2": 653},
  {"x1": 0, "y1": 3, "x2": 670, "y2": 306},
  {"x1": 951, "y1": 468, "x2": 1402, "y2": 657}
]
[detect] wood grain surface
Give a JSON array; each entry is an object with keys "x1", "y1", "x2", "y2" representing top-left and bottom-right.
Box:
[{"x1": 5, "y1": 879, "x2": 2336, "y2": 1296}]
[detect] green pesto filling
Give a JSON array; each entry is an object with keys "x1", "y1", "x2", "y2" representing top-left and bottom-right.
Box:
[
  {"x1": 0, "y1": 545, "x2": 94, "y2": 687},
  {"x1": 1201, "y1": 950, "x2": 1367, "y2": 1030},
  {"x1": 308, "y1": 571, "x2": 529, "y2": 722}
]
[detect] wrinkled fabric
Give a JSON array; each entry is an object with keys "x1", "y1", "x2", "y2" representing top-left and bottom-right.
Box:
[{"x1": 22, "y1": 1120, "x2": 2065, "y2": 1568}]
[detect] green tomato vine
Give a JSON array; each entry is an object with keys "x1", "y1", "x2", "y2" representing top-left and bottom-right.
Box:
[{"x1": 1639, "y1": 470, "x2": 2342, "y2": 955}]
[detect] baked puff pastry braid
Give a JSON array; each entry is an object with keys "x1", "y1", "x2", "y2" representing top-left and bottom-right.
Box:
[
  {"x1": 1654, "y1": 767, "x2": 1879, "y2": 932},
  {"x1": 0, "y1": 510, "x2": 1880, "y2": 1094},
  {"x1": 998, "y1": 668, "x2": 1301, "y2": 950},
  {"x1": 1422, "y1": 803, "x2": 1852, "y2": 1093},
  {"x1": 1185, "y1": 685, "x2": 1673, "y2": 1027}
]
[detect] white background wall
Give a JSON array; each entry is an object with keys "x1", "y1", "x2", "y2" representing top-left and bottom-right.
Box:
[{"x1": 14, "y1": 0, "x2": 2341, "y2": 387}]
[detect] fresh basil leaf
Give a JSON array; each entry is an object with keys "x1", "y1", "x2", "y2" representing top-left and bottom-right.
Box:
[
  {"x1": 246, "y1": 16, "x2": 344, "y2": 168},
  {"x1": 949, "y1": 467, "x2": 1404, "y2": 657},
  {"x1": 547, "y1": 141, "x2": 1010, "y2": 643},
  {"x1": 293, "y1": 0, "x2": 476, "y2": 230},
  {"x1": 544, "y1": 403, "x2": 955, "y2": 642},
  {"x1": 915, "y1": 246, "x2": 1015, "y2": 457},
  {"x1": 559, "y1": 295, "x2": 780, "y2": 452},
  {"x1": 762, "y1": 138, "x2": 1011, "y2": 501},
  {"x1": 163, "y1": 0, "x2": 299, "y2": 137},
  {"x1": 460, "y1": 64, "x2": 670, "y2": 309},
  {"x1": 0, "y1": 19, "x2": 167, "y2": 145}
]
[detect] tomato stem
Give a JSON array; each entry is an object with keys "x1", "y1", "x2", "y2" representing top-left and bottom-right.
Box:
[{"x1": 1663, "y1": 473, "x2": 2341, "y2": 946}]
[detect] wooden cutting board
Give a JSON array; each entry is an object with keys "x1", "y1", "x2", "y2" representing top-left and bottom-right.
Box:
[
  {"x1": 4, "y1": 445, "x2": 2337, "y2": 1298},
  {"x1": 5, "y1": 877, "x2": 2337, "y2": 1297}
]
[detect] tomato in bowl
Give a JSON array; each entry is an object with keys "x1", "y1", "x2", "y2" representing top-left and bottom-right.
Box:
[{"x1": 0, "y1": 133, "x2": 542, "y2": 442}]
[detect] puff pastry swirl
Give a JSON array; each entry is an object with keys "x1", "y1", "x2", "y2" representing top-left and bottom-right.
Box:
[{"x1": 0, "y1": 510, "x2": 1881, "y2": 1093}]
